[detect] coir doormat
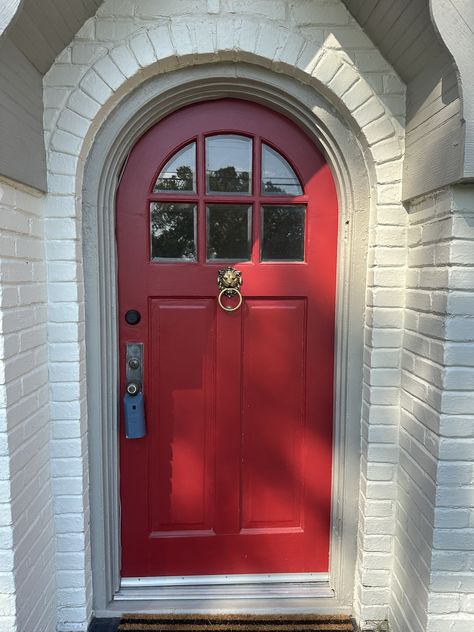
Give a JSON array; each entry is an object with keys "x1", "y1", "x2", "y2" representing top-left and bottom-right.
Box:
[{"x1": 118, "y1": 614, "x2": 355, "y2": 632}]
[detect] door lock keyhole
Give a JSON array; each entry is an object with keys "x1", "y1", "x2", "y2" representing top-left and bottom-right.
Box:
[{"x1": 126, "y1": 382, "x2": 139, "y2": 396}]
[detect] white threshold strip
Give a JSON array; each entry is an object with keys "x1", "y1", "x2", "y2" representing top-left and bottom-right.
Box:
[{"x1": 116, "y1": 573, "x2": 333, "y2": 601}]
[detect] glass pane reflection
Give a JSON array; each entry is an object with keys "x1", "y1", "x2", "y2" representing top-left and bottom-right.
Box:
[
  {"x1": 150, "y1": 203, "x2": 196, "y2": 260},
  {"x1": 261, "y1": 205, "x2": 305, "y2": 261},
  {"x1": 153, "y1": 142, "x2": 196, "y2": 193},
  {"x1": 206, "y1": 135, "x2": 252, "y2": 194},
  {"x1": 262, "y1": 144, "x2": 302, "y2": 196},
  {"x1": 207, "y1": 204, "x2": 252, "y2": 261}
]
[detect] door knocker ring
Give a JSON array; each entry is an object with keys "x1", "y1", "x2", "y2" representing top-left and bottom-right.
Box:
[
  {"x1": 218, "y1": 287, "x2": 243, "y2": 312},
  {"x1": 217, "y1": 267, "x2": 243, "y2": 312}
]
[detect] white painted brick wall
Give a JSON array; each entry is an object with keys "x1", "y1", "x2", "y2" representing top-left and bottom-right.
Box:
[
  {"x1": 426, "y1": 186, "x2": 474, "y2": 632},
  {"x1": 0, "y1": 178, "x2": 57, "y2": 632},
  {"x1": 40, "y1": 1, "x2": 406, "y2": 630},
  {"x1": 390, "y1": 186, "x2": 474, "y2": 632}
]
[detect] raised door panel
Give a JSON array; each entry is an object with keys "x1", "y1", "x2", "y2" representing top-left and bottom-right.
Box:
[
  {"x1": 149, "y1": 299, "x2": 216, "y2": 535},
  {"x1": 241, "y1": 300, "x2": 306, "y2": 532}
]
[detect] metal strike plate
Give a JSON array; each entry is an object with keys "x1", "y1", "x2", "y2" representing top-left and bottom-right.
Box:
[{"x1": 125, "y1": 343, "x2": 143, "y2": 393}]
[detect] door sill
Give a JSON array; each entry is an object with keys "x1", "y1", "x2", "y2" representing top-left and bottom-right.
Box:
[{"x1": 116, "y1": 573, "x2": 333, "y2": 601}]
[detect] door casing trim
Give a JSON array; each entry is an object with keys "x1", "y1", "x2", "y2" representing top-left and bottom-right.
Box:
[{"x1": 81, "y1": 62, "x2": 372, "y2": 615}]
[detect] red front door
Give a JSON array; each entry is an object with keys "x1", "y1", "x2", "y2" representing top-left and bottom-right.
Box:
[{"x1": 117, "y1": 99, "x2": 338, "y2": 577}]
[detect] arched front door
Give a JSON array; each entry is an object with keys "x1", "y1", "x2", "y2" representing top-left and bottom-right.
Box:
[{"x1": 116, "y1": 99, "x2": 338, "y2": 578}]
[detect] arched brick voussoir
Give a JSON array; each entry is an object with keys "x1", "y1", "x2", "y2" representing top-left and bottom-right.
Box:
[{"x1": 47, "y1": 16, "x2": 403, "y2": 171}]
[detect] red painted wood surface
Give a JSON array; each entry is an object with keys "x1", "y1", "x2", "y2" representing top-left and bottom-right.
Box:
[{"x1": 117, "y1": 99, "x2": 338, "y2": 577}]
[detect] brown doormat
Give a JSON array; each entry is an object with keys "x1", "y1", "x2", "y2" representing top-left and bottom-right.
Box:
[{"x1": 118, "y1": 614, "x2": 355, "y2": 632}]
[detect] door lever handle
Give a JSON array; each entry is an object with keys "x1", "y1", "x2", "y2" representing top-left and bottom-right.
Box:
[{"x1": 124, "y1": 343, "x2": 146, "y2": 438}]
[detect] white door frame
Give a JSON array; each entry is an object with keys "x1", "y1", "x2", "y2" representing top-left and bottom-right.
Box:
[{"x1": 81, "y1": 63, "x2": 372, "y2": 617}]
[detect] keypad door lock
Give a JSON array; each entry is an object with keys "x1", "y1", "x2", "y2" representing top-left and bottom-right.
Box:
[{"x1": 124, "y1": 343, "x2": 146, "y2": 438}]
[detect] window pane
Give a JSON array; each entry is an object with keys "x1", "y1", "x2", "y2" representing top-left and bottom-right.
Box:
[
  {"x1": 150, "y1": 203, "x2": 196, "y2": 260},
  {"x1": 207, "y1": 204, "x2": 252, "y2": 261},
  {"x1": 261, "y1": 205, "x2": 305, "y2": 261},
  {"x1": 262, "y1": 144, "x2": 303, "y2": 196},
  {"x1": 153, "y1": 142, "x2": 196, "y2": 193},
  {"x1": 206, "y1": 135, "x2": 252, "y2": 194}
]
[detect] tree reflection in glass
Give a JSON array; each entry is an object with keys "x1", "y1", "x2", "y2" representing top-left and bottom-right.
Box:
[
  {"x1": 153, "y1": 142, "x2": 196, "y2": 193},
  {"x1": 206, "y1": 135, "x2": 252, "y2": 194},
  {"x1": 263, "y1": 180, "x2": 285, "y2": 194},
  {"x1": 207, "y1": 166, "x2": 250, "y2": 194},
  {"x1": 207, "y1": 204, "x2": 251, "y2": 261},
  {"x1": 155, "y1": 166, "x2": 194, "y2": 192},
  {"x1": 150, "y1": 203, "x2": 196, "y2": 260},
  {"x1": 261, "y1": 205, "x2": 306, "y2": 261},
  {"x1": 262, "y1": 144, "x2": 303, "y2": 196}
]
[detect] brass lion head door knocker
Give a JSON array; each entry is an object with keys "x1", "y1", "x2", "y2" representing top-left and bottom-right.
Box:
[{"x1": 217, "y1": 267, "x2": 243, "y2": 312}]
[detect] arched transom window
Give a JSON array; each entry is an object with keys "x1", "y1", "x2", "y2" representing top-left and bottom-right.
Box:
[{"x1": 149, "y1": 134, "x2": 306, "y2": 263}]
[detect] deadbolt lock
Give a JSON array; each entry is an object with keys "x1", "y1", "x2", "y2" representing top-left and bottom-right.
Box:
[
  {"x1": 128, "y1": 357, "x2": 140, "y2": 370},
  {"x1": 125, "y1": 343, "x2": 143, "y2": 395}
]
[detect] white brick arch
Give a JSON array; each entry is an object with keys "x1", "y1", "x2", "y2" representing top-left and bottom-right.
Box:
[
  {"x1": 43, "y1": 3, "x2": 406, "y2": 630},
  {"x1": 46, "y1": 15, "x2": 404, "y2": 177}
]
